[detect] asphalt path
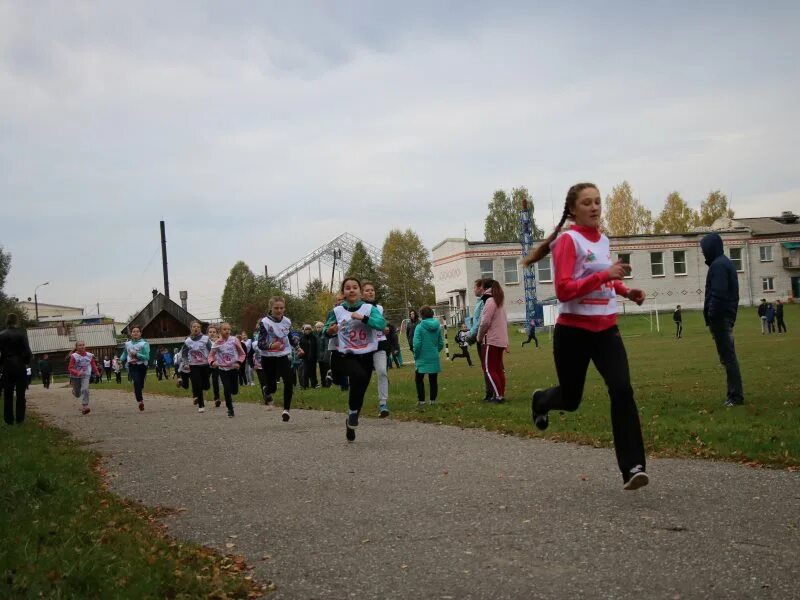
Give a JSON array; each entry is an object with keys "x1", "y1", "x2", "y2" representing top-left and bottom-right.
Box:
[{"x1": 29, "y1": 385, "x2": 800, "y2": 600}]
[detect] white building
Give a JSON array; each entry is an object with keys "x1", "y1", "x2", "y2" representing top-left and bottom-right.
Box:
[
  {"x1": 432, "y1": 211, "x2": 800, "y2": 325},
  {"x1": 17, "y1": 301, "x2": 84, "y2": 321}
]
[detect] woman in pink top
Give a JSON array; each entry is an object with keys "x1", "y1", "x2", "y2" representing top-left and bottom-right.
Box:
[
  {"x1": 476, "y1": 279, "x2": 509, "y2": 404},
  {"x1": 522, "y1": 182, "x2": 649, "y2": 491}
]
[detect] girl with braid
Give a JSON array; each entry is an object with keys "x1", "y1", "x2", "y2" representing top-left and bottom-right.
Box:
[{"x1": 522, "y1": 183, "x2": 650, "y2": 491}]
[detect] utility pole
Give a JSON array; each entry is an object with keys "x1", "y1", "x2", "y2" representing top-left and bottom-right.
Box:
[{"x1": 160, "y1": 221, "x2": 170, "y2": 299}]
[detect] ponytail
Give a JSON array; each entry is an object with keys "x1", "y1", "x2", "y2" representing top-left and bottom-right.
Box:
[
  {"x1": 486, "y1": 279, "x2": 505, "y2": 307},
  {"x1": 521, "y1": 182, "x2": 597, "y2": 266}
]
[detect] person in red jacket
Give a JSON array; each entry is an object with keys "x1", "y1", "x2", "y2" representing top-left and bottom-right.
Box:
[{"x1": 522, "y1": 182, "x2": 649, "y2": 491}]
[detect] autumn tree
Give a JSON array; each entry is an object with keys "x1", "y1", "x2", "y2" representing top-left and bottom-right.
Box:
[
  {"x1": 602, "y1": 181, "x2": 654, "y2": 236},
  {"x1": 379, "y1": 229, "x2": 435, "y2": 312},
  {"x1": 654, "y1": 192, "x2": 697, "y2": 233},
  {"x1": 219, "y1": 261, "x2": 257, "y2": 329},
  {"x1": 0, "y1": 247, "x2": 29, "y2": 327},
  {"x1": 347, "y1": 241, "x2": 386, "y2": 297},
  {"x1": 696, "y1": 190, "x2": 734, "y2": 227}
]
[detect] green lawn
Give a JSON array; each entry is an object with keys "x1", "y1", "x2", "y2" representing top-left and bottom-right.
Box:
[
  {"x1": 0, "y1": 418, "x2": 268, "y2": 599},
  {"x1": 96, "y1": 305, "x2": 800, "y2": 469}
]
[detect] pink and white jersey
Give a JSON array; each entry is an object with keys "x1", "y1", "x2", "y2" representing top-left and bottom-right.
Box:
[
  {"x1": 374, "y1": 305, "x2": 386, "y2": 342},
  {"x1": 210, "y1": 336, "x2": 245, "y2": 370},
  {"x1": 334, "y1": 303, "x2": 378, "y2": 355},
  {"x1": 259, "y1": 316, "x2": 292, "y2": 357},
  {"x1": 183, "y1": 335, "x2": 210, "y2": 366},
  {"x1": 70, "y1": 352, "x2": 95, "y2": 377},
  {"x1": 556, "y1": 230, "x2": 618, "y2": 317}
]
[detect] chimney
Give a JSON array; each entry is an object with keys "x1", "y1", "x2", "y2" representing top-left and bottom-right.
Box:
[
  {"x1": 778, "y1": 211, "x2": 799, "y2": 224},
  {"x1": 179, "y1": 290, "x2": 188, "y2": 311},
  {"x1": 152, "y1": 288, "x2": 159, "y2": 299}
]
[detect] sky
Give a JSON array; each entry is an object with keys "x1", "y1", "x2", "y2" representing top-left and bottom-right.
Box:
[{"x1": 3, "y1": 1, "x2": 799, "y2": 322}]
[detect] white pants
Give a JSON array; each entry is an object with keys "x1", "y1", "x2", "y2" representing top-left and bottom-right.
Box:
[{"x1": 373, "y1": 350, "x2": 388, "y2": 405}]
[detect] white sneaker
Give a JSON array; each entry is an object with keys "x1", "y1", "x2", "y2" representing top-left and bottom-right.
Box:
[
  {"x1": 281, "y1": 410, "x2": 290, "y2": 422},
  {"x1": 198, "y1": 407, "x2": 206, "y2": 413}
]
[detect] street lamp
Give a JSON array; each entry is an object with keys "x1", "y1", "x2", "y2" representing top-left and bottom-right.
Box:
[{"x1": 34, "y1": 281, "x2": 49, "y2": 322}]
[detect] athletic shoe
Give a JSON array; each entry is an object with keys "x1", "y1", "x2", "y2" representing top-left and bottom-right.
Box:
[
  {"x1": 493, "y1": 397, "x2": 505, "y2": 404},
  {"x1": 623, "y1": 466, "x2": 649, "y2": 491},
  {"x1": 282, "y1": 410, "x2": 290, "y2": 422},
  {"x1": 198, "y1": 407, "x2": 205, "y2": 413},
  {"x1": 193, "y1": 398, "x2": 198, "y2": 406},
  {"x1": 215, "y1": 400, "x2": 221, "y2": 408},
  {"x1": 347, "y1": 412, "x2": 359, "y2": 428},
  {"x1": 379, "y1": 406, "x2": 390, "y2": 418},
  {"x1": 138, "y1": 402, "x2": 144, "y2": 411},
  {"x1": 263, "y1": 391, "x2": 272, "y2": 406},
  {"x1": 482, "y1": 395, "x2": 494, "y2": 403},
  {"x1": 345, "y1": 419, "x2": 356, "y2": 442},
  {"x1": 326, "y1": 370, "x2": 333, "y2": 383},
  {"x1": 724, "y1": 400, "x2": 744, "y2": 407},
  {"x1": 228, "y1": 409, "x2": 235, "y2": 418},
  {"x1": 531, "y1": 390, "x2": 549, "y2": 431},
  {"x1": 429, "y1": 400, "x2": 437, "y2": 406},
  {"x1": 81, "y1": 406, "x2": 91, "y2": 415}
]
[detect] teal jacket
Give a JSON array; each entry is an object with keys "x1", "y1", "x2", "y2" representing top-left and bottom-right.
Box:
[
  {"x1": 324, "y1": 301, "x2": 386, "y2": 334},
  {"x1": 413, "y1": 318, "x2": 444, "y2": 374},
  {"x1": 120, "y1": 339, "x2": 150, "y2": 365},
  {"x1": 468, "y1": 297, "x2": 485, "y2": 340}
]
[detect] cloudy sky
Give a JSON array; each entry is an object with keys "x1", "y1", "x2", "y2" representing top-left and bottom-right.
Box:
[{"x1": 3, "y1": 1, "x2": 798, "y2": 321}]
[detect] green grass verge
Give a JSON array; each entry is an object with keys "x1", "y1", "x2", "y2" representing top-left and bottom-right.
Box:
[
  {"x1": 96, "y1": 306, "x2": 800, "y2": 469},
  {"x1": 0, "y1": 417, "x2": 269, "y2": 599}
]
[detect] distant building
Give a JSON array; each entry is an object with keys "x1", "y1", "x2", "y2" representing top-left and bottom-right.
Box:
[
  {"x1": 122, "y1": 290, "x2": 203, "y2": 351},
  {"x1": 28, "y1": 323, "x2": 118, "y2": 376},
  {"x1": 432, "y1": 211, "x2": 800, "y2": 325},
  {"x1": 18, "y1": 301, "x2": 84, "y2": 321}
]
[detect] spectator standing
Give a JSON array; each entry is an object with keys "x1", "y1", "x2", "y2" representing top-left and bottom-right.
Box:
[
  {"x1": 39, "y1": 354, "x2": 52, "y2": 389},
  {"x1": 673, "y1": 305, "x2": 683, "y2": 339},
  {"x1": 776, "y1": 299, "x2": 787, "y2": 333},
  {"x1": 413, "y1": 306, "x2": 444, "y2": 406},
  {"x1": 0, "y1": 313, "x2": 33, "y2": 424}
]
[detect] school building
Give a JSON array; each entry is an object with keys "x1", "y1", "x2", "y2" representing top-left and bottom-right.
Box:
[{"x1": 432, "y1": 211, "x2": 800, "y2": 325}]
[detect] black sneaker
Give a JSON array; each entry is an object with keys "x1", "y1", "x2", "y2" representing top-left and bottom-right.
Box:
[
  {"x1": 347, "y1": 412, "x2": 359, "y2": 427},
  {"x1": 623, "y1": 466, "x2": 649, "y2": 491},
  {"x1": 215, "y1": 400, "x2": 221, "y2": 408},
  {"x1": 379, "y1": 406, "x2": 390, "y2": 418},
  {"x1": 346, "y1": 422, "x2": 356, "y2": 442},
  {"x1": 531, "y1": 389, "x2": 549, "y2": 431},
  {"x1": 263, "y1": 391, "x2": 272, "y2": 406},
  {"x1": 282, "y1": 410, "x2": 290, "y2": 422},
  {"x1": 228, "y1": 409, "x2": 234, "y2": 418}
]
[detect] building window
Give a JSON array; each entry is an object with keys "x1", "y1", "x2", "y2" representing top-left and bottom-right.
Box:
[
  {"x1": 479, "y1": 259, "x2": 493, "y2": 279},
  {"x1": 537, "y1": 256, "x2": 552, "y2": 282},
  {"x1": 503, "y1": 258, "x2": 519, "y2": 284},
  {"x1": 650, "y1": 252, "x2": 664, "y2": 276},
  {"x1": 759, "y1": 246, "x2": 773, "y2": 262},
  {"x1": 729, "y1": 247, "x2": 743, "y2": 271},
  {"x1": 617, "y1": 252, "x2": 633, "y2": 278},
  {"x1": 673, "y1": 250, "x2": 687, "y2": 275},
  {"x1": 762, "y1": 277, "x2": 775, "y2": 292}
]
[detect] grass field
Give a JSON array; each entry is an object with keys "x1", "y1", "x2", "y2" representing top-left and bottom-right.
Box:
[{"x1": 96, "y1": 305, "x2": 800, "y2": 469}]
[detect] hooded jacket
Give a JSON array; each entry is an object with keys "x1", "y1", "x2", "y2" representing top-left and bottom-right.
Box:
[
  {"x1": 701, "y1": 233, "x2": 739, "y2": 325},
  {"x1": 412, "y1": 318, "x2": 445, "y2": 374}
]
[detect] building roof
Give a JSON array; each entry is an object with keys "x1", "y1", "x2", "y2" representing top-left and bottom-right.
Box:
[
  {"x1": 124, "y1": 292, "x2": 198, "y2": 335},
  {"x1": 27, "y1": 324, "x2": 118, "y2": 354},
  {"x1": 730, "y1": 217, "x2": 800, "y2": 236},
  {"x1": 18, "y1": 301, "x2": 84, "y2": 311}
]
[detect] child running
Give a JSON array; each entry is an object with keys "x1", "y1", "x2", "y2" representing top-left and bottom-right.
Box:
[
  {"x1": 68, "y1": 341, "x2": 101, "y2": 415},
  {"x1": 180, "y1": 320, "x2": 212, "y2": 413},
  {"x1": 522, "y1": 182, "x2": 649, "y2": 491},
  {"x1": 120, "y1": 325, "x2": 150, "y2": 411},
  {"x1": 207, "y1": 324, "x2": 222, "y2": 408},
  {"x1": 324, "y1": 277, "x2": 386, "y2": 442},
  {"x1": 413, "y1": 306, "x2": 444, "y2": 406},
  {"x1": 257, "y1": 296, "x2": 300, "y2": 422},
  {"x1": 451, "y1": 323, "x2": 473, "y2": 366},
  {"x1": 208, "y1": 322, "x2": 246, "y2": 417},
  {"x1": 362, "y1": 281, "x2": 391, "y2": 417}
]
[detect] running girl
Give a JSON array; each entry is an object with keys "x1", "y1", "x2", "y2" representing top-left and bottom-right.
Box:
[
  {"x1": 68, "y1": 341, "x2": 101, "y2": 415},
  {"x1": 181, "y1": 320, "x2": 212, "y2": 413},
  {"x1": 522, "y1": 182, "x2": 649, "y2": 491},
  {"x1": 120, "y1": 325, "x2": 150, "y2": 411},
  {"x1": 362, "y1": 281, "x2": 390, "y2": 417},
  {"x1": 207, "y1": 324, "x2": 222, "y2": 408},
  {"x1": 324, "y1": 277, "x2": 386, "y2": 442},
  {"x1": 257, "y1": 296, "x2": 300, "y2": 422},
  {"x1": 208, "y1": 322, "x2": 246, "y2": 417}
]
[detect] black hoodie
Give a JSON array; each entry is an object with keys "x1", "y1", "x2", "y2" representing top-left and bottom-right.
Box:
[{"x1": 700, "y1": 233, "x2": 739, "y2": 325}]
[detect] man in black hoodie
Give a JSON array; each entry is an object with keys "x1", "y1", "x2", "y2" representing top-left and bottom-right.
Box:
[
  {"x1": 0, "y1": 313, "x2": 33, "y2": 424},
  {"x1": 701, "y1": 233, "x2": 744, "y2": 406}
]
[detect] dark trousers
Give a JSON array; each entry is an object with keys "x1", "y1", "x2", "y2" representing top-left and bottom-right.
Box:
[
  {"x1": 777, "y1": 316, "x2": 787, "y2": 333},
  {"x1": 254, "y1": 367, "x2": 267, "y2": 398},
  {"x1": 318, "y1": 361, "x2": 330, "y2": 387},
  {"x1": 129, "y1": 364, "x2": 147, "y2": 403},
  {"x1": 767, "y1": 319, "x2": 775, "y2": 334},
  {"x1": 261, "y1": 355, "x2": 293, "y2": 410},
  {"x1": 709, "y1": 320, "x2": 744, "y2": 404},
  {"x1": 675, "y1": 321, "x2": 683, "y2": 338},
  {"x1": 302, "y1": 359, "x2": 318, "y2": 388},
  {"x1": 535, "y1": 324, "x2": 646, "y2": 479},
  {"x1": 329, "y1": 350, "x2": 349, "y2": 390},
  {"x1": 115, "y1": 371, "x2": 122, "y2": 384},
  {"x1": 218, "y1": 369, "x2": 239, "y2": 411},
  {"x1": 3, "y1": 366, "x2": 27, "y2": 424},
  {"x1": 415, "y1": 371, "x2": 438, "y2": 403},
  {"x1": 189, "y1": 365, "x2": 211, "y2": 407},
  {"x1": 476, "y1": 342, "x2": 495, "y2": 399},
  {"x1": 451, "y1": 346, "x2": 472, "y2": 366},
  {"x1": 42, "y1": 373, "x2": 52, "y2": 389},
  {"x1": 211, "y1": 367, "x2": 220, "y2": 400},
  {"x1": 341, "y1": 353, "x2": 374, "y2": 414},
  {"x1": 104, "y1": 367, "x2": 112, "y2": 381},
  {"x1": 238, "y1": 365, "x2": 248, "y2": 386},
  {"x1": 387, "y1": 351, "x2": 401, "y2": 369},
  {"x1": 522, "y1": 328, "x2": 539, "y2": 347}
]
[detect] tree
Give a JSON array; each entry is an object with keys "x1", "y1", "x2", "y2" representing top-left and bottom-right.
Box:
[
  {"x1": 347, "y1": 241, "x2": 386, "y2": 297},
  {"x1": 602, "y1": 181, "x2": 654, "y2": 236},
  {"x1": 511, "y1": 187, "x2": 545, "y2": 239},
  {"x1": 484, "y1": 190, "x2": 516, "y2": 242},
  {"x1": 654, "y1": 192, "x2": 697, "y2": 234},
  {"x1": 696, "y1": 190, "x2": 734, "y2": 227},
  {"x1": 379, "y1": 229, "x2": 435, "y2": 312},
  {"x1": 0, "y1": 247, "x2": 28, "y2": 328},
  {"x1": 219, "y1": 261, "x2": 257, "y2": 329}
]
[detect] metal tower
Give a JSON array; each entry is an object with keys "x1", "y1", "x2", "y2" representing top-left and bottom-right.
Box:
[{"x1": 519, "y1": 199, "x2": 543, "y2": 327}]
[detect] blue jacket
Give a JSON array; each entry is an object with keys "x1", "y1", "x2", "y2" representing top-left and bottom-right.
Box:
[
  {"x1": 413, "y1": 318, "x2": 444, "y2": 374},
  {"x1": 701, "y1": 233, "x2": 739, "y2": 325}
]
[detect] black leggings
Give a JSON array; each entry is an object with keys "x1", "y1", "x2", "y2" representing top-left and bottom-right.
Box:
[
  {"x1": 129, "y1": 364, "x2": 147, "y2": 403},
  {"x1": 415, "y1": 372, "x2": 438, "y2": 403},
  {"x1": 341, "y1": 353, "x2": 374, "y2": 414},
  {"x1": 211, "y1": 367, "x2": 220, "y2": 400},
  {"x1": 3, "y1": 366, "x2": 26, "y2": 424},
  {"x1": 189, "y1": 364, "x2": 211, "y2": 407},
  {"x1": 535, "y1": 324, "x2": 646, "y2": 479},
  {"x1": 261, "y1": 355, "x2": 293, "y2": 410},
  {"x1": 218, "y1": 369, "x2": 239, "y2": 410},
  {"x1": 42, "y1": 373, "x2": 52, "y2": 389},
  {"x1": 522, "y1": 328, "x2": 539, "y2": 347}
]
